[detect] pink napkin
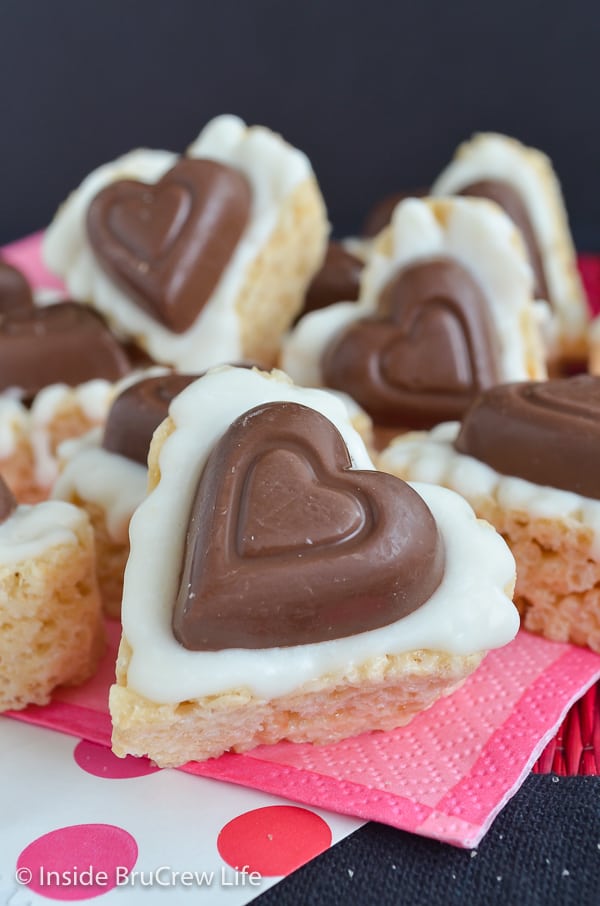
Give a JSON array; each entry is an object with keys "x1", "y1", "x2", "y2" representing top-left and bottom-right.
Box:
[
  {"x1": 8, "y1": 622, "x2": 600, "y2": 848},
  {"x1": 3, "y1": 233, "x2": 600, "y2": 849}
]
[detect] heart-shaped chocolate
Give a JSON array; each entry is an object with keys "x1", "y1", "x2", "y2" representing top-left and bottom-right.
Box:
[
  {"x1": 455, "y1": 375, "x2": 600, "y2": 499},
  {"x1": 0, "y1": 260, "x2": 34, "y2": 315},
  {"x1": 0, "y1": 302, "x2": 131, "y2": 400},
  {"x1": 86, "y1": 158, "x2": 252, "y2": 333},
  {"x1": 103, "y1": 373, "x2": 200, "y2": 465},
  {"x1": 457, "y1": 180, "x2": 548, "y2": 301},
  {"x1": 172, "y1": 401, "x2": 445, "y2": 650},
  {"x1": 322, "y1": 257, "x2": 501, "y2": 428},
  {"x1": 0, "y1": 475, "x2": 17, "y2": 524},
  {"x1": 361, "y1": 187, "x2": 429, "y2": 238},
  {"x1": 301, "y1": 241, "x2": 363, "y2": 318}
]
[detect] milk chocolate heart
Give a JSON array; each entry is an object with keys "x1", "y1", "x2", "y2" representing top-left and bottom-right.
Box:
[
  {"x1": 301, "y1": 241, "x2": 363, "y2": 317},
  {"x1": 458, "y1": 180, "x2": 548, "y2": 300},
  {"x1": 361, "y1": 187, "x2": 429, "y2": 238},
  {"x1": 0, "y1": 475, "x2": 17, "y2": 524},
  {"x1": 0, "y1": 302, "x2": 131, "y2": 400},
  {"x1": 322, "y1": 257, "x2": 501, "y2": 428},
  {"x1": 87, "y1": 158, "x2": 252, "y2": 333},
  {"x1": 455, "y1": 375, "x2": 600, "y2": 499},
  {"x1": 172, "y1": 401, "x2": 445, "y2": 650},
  {"x1": 0, "y1": 260, "x2": 34, "y2": 314},
  {"x1": 103, "y1": 373, "x2": 200, "y2": 465}
]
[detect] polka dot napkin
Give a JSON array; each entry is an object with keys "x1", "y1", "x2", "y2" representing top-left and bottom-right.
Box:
[
  {"x1": 2, "y1": 718, "x2": 358, "y2": 905},
  {"x1": 8, "y1": 614, "x2": 600, "y2": 850}
]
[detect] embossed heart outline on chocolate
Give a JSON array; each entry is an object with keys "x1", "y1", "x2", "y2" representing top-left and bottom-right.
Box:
[
  {"x1": 322, "y1": 257, "x2": 502, "y2": 428},
  {"x1": 455, "y1": 375, "x2": 600, "y2": 499},
  {"x1": 87, "y1": 158, "x2": 252, "y2": 334},
  {"x1": 173, "y1": 401, "x2": 445, "y2": 650}
]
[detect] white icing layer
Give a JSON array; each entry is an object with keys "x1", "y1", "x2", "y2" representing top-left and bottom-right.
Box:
[
  {"x1": 121, "y1": 367, "x2": 518, "y2": 704},
  {"x1": 0, "y1": 500, "x2": 88, "y2": 563},
  {"x1": 0, "y1": 398, "x2": 28, "y2": 459},
  {"x1": 432, "y1": 132, "x2": 587, "y2": 344},
  {"x1": 282, "y1": 197, "x2": 543, "y2": 387},
  {"x1": 29, "y1": 380, "x2": 115, "y2": 488},
  {"x1": 53, "y1": 442, "x2": 147, "y2": 542},
  {"x1": 43, "y1": 115, "x2": 313, "y2": 371},
  {"x1": 379, "y1": 422, "x2": 600, "y2": 560}
]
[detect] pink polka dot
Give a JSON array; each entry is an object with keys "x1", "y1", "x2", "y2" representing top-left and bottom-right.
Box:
[
  {"x1": 217, "y1": 805, "x2": 332, "y2": 877},
  {"x1": 74, "y1": 740, "x2": 160, "y2": 779},
  {"x1": 17, "y1": 824, "x2": 137, "y2": 900}
]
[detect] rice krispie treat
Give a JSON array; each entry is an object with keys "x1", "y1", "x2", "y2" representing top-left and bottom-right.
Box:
[
  {"x1": 53, "y1": 372, "x2": 198, "y2": 617},
  {"x1": 379, "y1": 374, "x2": 600, "y2": 653},
  {"x1": 0, "y1": 476, "x2": 104, "y2": 710},
  {"x1": 109, "y1": 366, "x2": 518, "y2": 767},
  {"x1": 282, "y1": 197, "x2": 546, "y2": 435},
  {"x1": 432, "y1": 133, "x2": 588, "y2": 365},
  {"x1": 43, "y1": 115, "x2": 328, "y2": 371}
]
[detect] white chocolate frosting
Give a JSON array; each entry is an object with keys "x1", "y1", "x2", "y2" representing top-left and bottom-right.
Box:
[
  {"x1": 282, "y1": 196, "x2": 546, "y2": 388},
  {"x1": 0, "y1": 397, "x2": 28, "y2": 459},
  {"x1": 432, "y1": 132, "x2": 588, "y2": 347},
  {"x1": 29, "y1": 380, "x2": 115, "y2": 488},
  {"x1": 26, "y1": 367, "x2": 168, "y2": 490},
  {"x1": 0, "y1": 500, "x2": 90, "y2": 563},
  {"x1": 379, "y1": 422, "x2": 600, "y2": 560},
  {"x1": 53, "y1": 430, "x2": 147, "y2": 543},
  {"x1": 120, "y1": 367, "x2": 518, "y2": 704},
  {"x1": 43, "y1": 115, "x2": 314, "y2": 371}
]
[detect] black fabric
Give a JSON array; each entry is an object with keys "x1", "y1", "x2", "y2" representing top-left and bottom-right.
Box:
[{"x1": 254, "y1": 776, "x2": 600, "y2": 906}]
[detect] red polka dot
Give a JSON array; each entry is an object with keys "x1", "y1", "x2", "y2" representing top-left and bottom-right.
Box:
[
  {"x1": 217, "y1": 805, "x2": 332, "y2": 877},
  {"x1": 74, "y1": 740, "x2": 160, "y2": 779},
  {"x1": 17, "y1": 824, "x2": 137, "y2": 900}
]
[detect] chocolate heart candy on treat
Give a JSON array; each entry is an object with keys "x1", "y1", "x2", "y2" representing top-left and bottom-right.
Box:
[
  {"x1": 0, "y1": 302, "x2": 131, "y2": 399},
  {"x1": 455, "y1": 374, "x2": 600, "y2": 499},
  {"x1": 103, "y1": 373, "x2": 200, "y2": 465},
  {"x1": 0, "y1": 260, "x2": 34, "y2": 314},
  {"x1": 86, "y1": 158, "x2": 252, "y2": 333},
  {"x1": 0, "y1": 475, "x2": 17, "y2": 524},
  {"x1": 302, "y1": 241, "x2": 363, "y2": 316},
  {"x1": 322, "y1": 257, "x2": 502, "y2": 428},
  {"x1": 457, "y1": 180, "x2": 548, "y2": 301},
  {"x1": 361, "y1": 188, "x2": 429, "y2": 238},
  {"x1": 173, "y1": 401, "x2": 445, "y2": 650}
]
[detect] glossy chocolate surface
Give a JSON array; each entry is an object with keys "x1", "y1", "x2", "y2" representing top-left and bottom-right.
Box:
[
  {"x1": 0, "y1": 476, "x2": 17, "y2": 524},
  {"x1": 322, "y1": 257, "x2": 502, "y2": 428},
  {"x1": 302, "y1": 241, "x2": 363, "y2": 315},
  {"x1": 0, "y1": 260, "x2": 34, "y2": 315},
  {"x1": 173, "y1": 401, "x2": 444, "y2": 650},
  {"x1": 362, "y1": 188, "x2": 429, "y2": 238},
  {"x1": 455, "y1": 375, "x2": 600, "y2": 499},
  {"x1": 103, "y1": 373, "x2": 199, "y2": 465},
  {"x1": 457, "y1": 180, "x2": 548, "y2": 301},
  {"x1": 0, "y1": 302, "x2": 131, "y2": 399},
  {"x1": 87, "y1": 158, "x2": 252, "y2": 333}
]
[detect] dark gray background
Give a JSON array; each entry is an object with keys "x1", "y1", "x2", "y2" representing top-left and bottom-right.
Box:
[{"x1": 0, "y1": 0, "x2": 599, "y2": 246}]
